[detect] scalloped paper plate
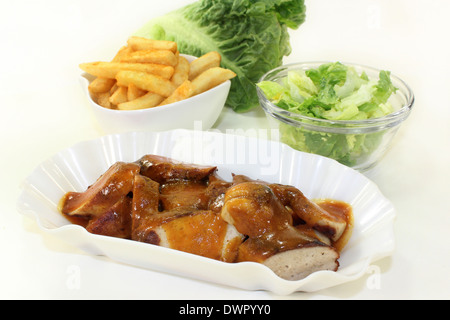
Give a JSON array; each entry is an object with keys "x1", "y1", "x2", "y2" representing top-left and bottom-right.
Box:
[{"x1": 17, "y1": 130, "x2": 395, "y2": 295}]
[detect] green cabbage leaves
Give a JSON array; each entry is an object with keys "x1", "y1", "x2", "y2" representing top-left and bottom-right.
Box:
[{"x1": 135, "y1": 0, "x2": 306, "y2": 112}]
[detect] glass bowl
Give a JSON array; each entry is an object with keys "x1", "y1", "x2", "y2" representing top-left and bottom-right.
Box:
[{"x1": 257, "y1": 61, "x2": 414, "y2": 171}]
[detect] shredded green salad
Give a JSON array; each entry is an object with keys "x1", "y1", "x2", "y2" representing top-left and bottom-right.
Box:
[{"x1": 257, "y1": 62, "x2": 398, "y2": 167}]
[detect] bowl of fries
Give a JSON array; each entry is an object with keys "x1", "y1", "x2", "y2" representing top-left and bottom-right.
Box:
[{"x1": 80, "y1": 37, "x2": 236, "y2": 134}]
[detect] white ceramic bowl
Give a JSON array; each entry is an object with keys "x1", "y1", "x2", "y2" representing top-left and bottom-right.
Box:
[{"x1": 80, "y1": 55, "x2": 230, "y2": 134}]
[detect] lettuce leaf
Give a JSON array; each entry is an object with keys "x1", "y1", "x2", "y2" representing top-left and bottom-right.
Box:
[
  {"x1": 135, "y1": 0, "x2": 306, "y2": 112},
  {"x1": 257, "y1": 62, "x2": 398, "y2": 167},
  {"x1": 279, "y1": 123, "x2": 385, "y2": 167},
  {"x1": 258, "y1": 62, "x2": 396, "y2": 121}
]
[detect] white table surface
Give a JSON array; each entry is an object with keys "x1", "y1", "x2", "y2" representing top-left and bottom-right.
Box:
[{"x1": 1, "y1": 0, "x2": 449, "y2": 300}]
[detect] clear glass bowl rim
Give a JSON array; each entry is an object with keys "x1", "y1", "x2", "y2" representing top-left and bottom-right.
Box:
[{"x1": 257, "y1": 61, "x2": 415, "y2": 132}]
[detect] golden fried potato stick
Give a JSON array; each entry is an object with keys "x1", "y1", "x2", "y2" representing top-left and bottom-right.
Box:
[
  {"x1": 127, "y1": 83, "x2": 147, "y2": 101},
  {"x1": 159, "y1": 80, "x2": 193, "y2": 106},
  {"x1": 116, "y1": 70, "x2": 177, "y2": 97},
  {"x1": 88, "y1": 77, "x2": 116, "y2": 94},
  {"x1": 171, "y1": 55, "x2": 190, "y2": 87},
  {"x1": 92, "y1": 91, "x2": 113, "y2": 109},
  {"x1": 127, "y1": 36, "x2": 177, "y2": 53},
  {"x1": 79, "y1": 61, "x2": 174, "y2": 80},
  {"x1": 189, "y1": 51, "x2": 222, "y2": 80},
  {"x1": 120, "y1": 49, "x2": 177, "y2": 66},
  {"x1": 110, "y1": 83, "x2": 119, "y2": 94},
  {"x1": 86, "y1": 46, "x2": 129, "y2": 96},
  {"x1": 109, "y1": 86, "x2": 128, "y2": 105},
  {"x1": 191, "y1": 67, "x2": 236, "y2": 96},
  {"x1": 112, "y1": 46, "x2": 132, "y2": 62},
  {"x1": 118, "y1": 92, "x2": 164, "y2": 110}
]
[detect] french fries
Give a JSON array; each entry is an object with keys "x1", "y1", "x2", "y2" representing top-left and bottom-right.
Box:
[
  {"x1": 121, "y1": 49, "x2": 178, "y2": 66},
  {"x1": 171, "y1": 56, "x2": 190, "y2": 87},
  {"x1": 109, "y1": 86, "x2": 128, "y2": 105},
  {"x1": 191, "y1": 67, "x2": 236, "y2": 97},
  {"x1": 118, "y1": 92, "x2": 164, "y2": 111},
  {"x1": 93, "y1": 92, "x2": 113, "y2": 109},
  {"x1": 159, "y1": 80, "x2": 193, "y2": 106},
  {"x1": 88, "y1": 77, "x2": 116, "y2": 94},
  {"x1": 189, "y1": 51, "x2": 221, "y2": 80},
  {"x1": 79, "y1": 61, "x2": 174, "y2": 79},
  {"x1": 127, "y1": 36, "x2": 177, "y2": 53},
  {"x1": 127, "y1": 83, "x2": 146, "y2": 101},
  {"x1": 116, "y1": 70, "x2": 177, "y2": 97},
  {"x1": 80, "y1": 37, "x2": 236, "y2": 110}
]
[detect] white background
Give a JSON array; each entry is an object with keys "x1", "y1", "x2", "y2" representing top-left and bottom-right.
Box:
[{"x1": 1, "y1": 0, "x2": 449, "y2": 299}]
